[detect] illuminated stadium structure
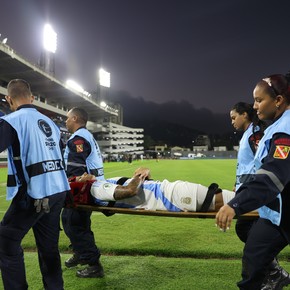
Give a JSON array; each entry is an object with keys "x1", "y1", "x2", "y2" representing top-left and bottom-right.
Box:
[
  {"x1": 95, "y1": 122, "x2": 144, "y2": 156},
  {"x1": 0, "y1": 41, "x2": 144, "y2": 159}
]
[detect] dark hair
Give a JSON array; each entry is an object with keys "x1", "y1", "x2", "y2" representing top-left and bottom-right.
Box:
[
  {"x1": 7, "y1": 79, "x2": 32, "y2": 99},
  {"x1": 231, "y1": 101, "x2": 267, "y2": 139},
  {"x1": 232, "y1": 102, "x2": 256, "y2": 123},
  {"x1": 70, "y1": 107, "x2": 88, "y2": 124},
  {"x1": 260, "y1": 74, "x2": 290, "y2": 102}
]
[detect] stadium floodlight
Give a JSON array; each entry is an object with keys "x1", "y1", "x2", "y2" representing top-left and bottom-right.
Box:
[
  {"x1": 43, "y1": 24, "x2": 57, "y2": 53},
  {"x1": 2, "y1": 38, "x2": 7, "y2": 44},
  {"x1": 66, "y1": 79, "x2": 84, "y2": 94},
  {"x1": 83, "y1": 91, "x2": 91, "y2": 98},
  {"x1": 99, "y1": 68, "x2": 110, "y2": 88},
  {"x1": 100, "y1": 101, "x2": 107, "y2": 108}
]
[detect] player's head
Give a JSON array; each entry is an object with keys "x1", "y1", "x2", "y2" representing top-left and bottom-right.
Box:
[
  {"x1": 5, "y1": 79, "x2": 33, "y2": 111},
  {"x1": 66, "y1": 107, "x2": 88, "y2": 133},
  {"x1": 230, "y1": 102, "x2": 256, "y2": 132},
  {"x1": 253, "y1": 74, "x2": 290, "y2": 121}
]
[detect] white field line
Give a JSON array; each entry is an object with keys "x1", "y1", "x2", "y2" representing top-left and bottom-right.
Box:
[{"x1": 106, "y1": 168, "x2": 135, "y2": 176}]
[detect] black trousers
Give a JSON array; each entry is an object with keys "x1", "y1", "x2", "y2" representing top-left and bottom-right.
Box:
[
  {"x1": 235, "y1": 218, "x2": 257, "y2": 243},
  {"x1": 0, "y1": 191, "x2": 66, "y2": 290},
  {"x1": 61, "y1": 207, "x2": 100, "y2": 265},
  {"x1": 238, "y1": 218, "x2": 288, "y2": 290}
]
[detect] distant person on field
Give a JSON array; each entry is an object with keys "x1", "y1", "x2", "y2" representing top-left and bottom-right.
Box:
[
  {"x1": 156, "y1": 153, "x2": 160, "y2": 162},
  {"x1": 128, "y1": 154, "x2": 133, "y2": 164},
  {"x1": 0, "y1": 79, "x2": 70, "y2": 290}
]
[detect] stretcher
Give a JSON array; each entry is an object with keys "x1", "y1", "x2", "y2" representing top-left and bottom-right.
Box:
[
  {"x1": 69, "y1": 180, "x2": 259, "y2": 220},
  {"x1": 76, "y1": 204, "x2": 259, "y2": 220}
]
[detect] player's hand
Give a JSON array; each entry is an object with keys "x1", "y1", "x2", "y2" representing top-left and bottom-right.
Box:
[
  {"x1": 76, "y1": 173, "x2": 96, "y2": 182},
  {"x1": 215, "y1": 204, "x2": 235, "y2": 232},
  {"x1": 134, "y1": 167, "x2": 151, "y2": 180}
]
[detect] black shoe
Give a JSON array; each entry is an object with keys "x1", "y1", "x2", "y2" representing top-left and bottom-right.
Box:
[
  {"x1": 76, "y1": 261, "x2": 104, "y2": 278},
  {"x1": 261, "y1": 267, "x2": 290, "y2": 290},
  {"x1": 65, "y1": 254, "x2": 90, "y2": 268}
]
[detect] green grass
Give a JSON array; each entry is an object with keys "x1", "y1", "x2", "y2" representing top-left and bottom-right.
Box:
[{"x1": 1, "y1": 160, "x2": 290, "y2": 289}]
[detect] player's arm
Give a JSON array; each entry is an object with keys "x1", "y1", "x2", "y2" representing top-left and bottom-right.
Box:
[
  {"x1": 85, "y1": 175, "x2": 144, "y2": 202},
  {"x1": 114, "y1": 176, "x2": 143, "y2": 200}
]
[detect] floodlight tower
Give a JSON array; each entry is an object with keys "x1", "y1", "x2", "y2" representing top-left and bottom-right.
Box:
[
  {"x1": 97, "y1": 68, "x2": 122, "y2": 124},
  {"x1": 99, "y1": 68, "x2": 111, "y2": 88},
  {"x1": 97, "y1": 68, "x2": 110, "y2": 100},
  {"x1": 39, "y1": 24, "x2": 57, "y2": 75}
]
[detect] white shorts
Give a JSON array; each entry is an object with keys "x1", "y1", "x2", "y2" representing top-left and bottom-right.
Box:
[{"x1": 160, "y1": 180, "x2": 212, "y2": 211}]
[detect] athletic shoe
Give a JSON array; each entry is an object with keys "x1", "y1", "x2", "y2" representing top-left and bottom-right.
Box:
[
  {"x1": 65, "y1": 254, "x2": 90, "y2": 268},
  {"x1": 261, "y1": 267, "x2": 290, "y2": 290},
  {"x1": 76, "y1": 261, "x2": 104, "y2": 278}
]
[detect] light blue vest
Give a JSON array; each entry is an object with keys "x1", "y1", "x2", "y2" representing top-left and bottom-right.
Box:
[
  {"x1": 64, "y1": 128, "x2": 105, "y2": 180},
  {"x1": 255, "y1": 110, "x2": 290, "y2": 226},
  {"x1": 1, "y1": 108, "x2": 70, "y2": 200},
  {"x1": 235, "y1": 123, "x2": 259, "y2": 191}
]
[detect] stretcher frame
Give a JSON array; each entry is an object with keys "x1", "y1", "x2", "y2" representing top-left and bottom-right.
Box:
[{"x1": 76, "y1": 204, "x2": 259, "y2": 220}]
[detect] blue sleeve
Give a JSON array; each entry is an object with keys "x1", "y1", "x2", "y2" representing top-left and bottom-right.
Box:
[{"x1": 229, "y1": 132, "x2": 290, "y2": 215}]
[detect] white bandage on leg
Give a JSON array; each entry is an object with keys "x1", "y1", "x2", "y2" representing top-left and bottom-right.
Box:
[
  {"x1": 221, "y1": 189, "x2": 235, "y2": 205},
  {"x1": 90, "y1": 181, "x2": 118, "y2": 201}
]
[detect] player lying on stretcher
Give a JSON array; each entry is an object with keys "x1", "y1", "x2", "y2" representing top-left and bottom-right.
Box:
[{"x1": 68, "y1": 167, "x2": 235, "y2": 212}]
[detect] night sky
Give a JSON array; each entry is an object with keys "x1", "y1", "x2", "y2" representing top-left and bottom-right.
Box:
[{"x1": 1, "y1": 0, "x2": 290, "y2": 134}]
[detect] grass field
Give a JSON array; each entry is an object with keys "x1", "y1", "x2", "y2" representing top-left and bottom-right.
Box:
[{"x1": 0, "y1": 159, "x2": 290, "y2": 289}]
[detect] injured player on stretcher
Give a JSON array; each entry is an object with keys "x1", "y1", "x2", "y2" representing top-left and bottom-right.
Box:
[{"x1": 68, "y1": 167, "x2": 235, "y2": 212}]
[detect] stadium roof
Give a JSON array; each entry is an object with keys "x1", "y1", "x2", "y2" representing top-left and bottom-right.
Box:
[{"x1": 0, "y1": 43, "x2": 117, "y2": 122}]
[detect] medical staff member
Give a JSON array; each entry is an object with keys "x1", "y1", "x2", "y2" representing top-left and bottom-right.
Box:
[
  {"x1": 230, "y1": 102, "x2": 289, "y2": 289},
  {"x1": 230, "y1": 102, "x2": 263, "y2": 241},
  {"x1": 61, "y1": 107, "x2": 105, "y2": 278},
  {"x1": 0, "y1": 79, "x2": 70, "y2": 290},
  {"x1": 216, "y1": 74, "x2": 290, "y2": 289},
  {"x1": 230, "y1": 102, "x2": 264, "y2": 192}
]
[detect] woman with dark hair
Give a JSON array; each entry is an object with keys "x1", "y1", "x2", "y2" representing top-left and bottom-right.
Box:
[
  {"x1": 230, "y1": 102, "x2": 265, "y2": 193},
  {"x1": 230, "y1": 102, "x2": 265, "y2": 242},
  {"x1": 230, "y1": 102, "x2": 289, "y2": 289},
  {"x1": 217, "y1": 74, "x2": 290, "y2": 289}
]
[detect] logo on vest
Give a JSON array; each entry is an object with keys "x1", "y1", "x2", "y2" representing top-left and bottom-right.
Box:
[
  {"x1": 273, "y1": 145, "x2": 290, "y2": 159},
  {"x1": 45, "y1": 138, "x2": 56, "y2": 148},
  {"x1": 38, "y1": 119, "x2": 52, "y2": 137},
  {"x1": 42, "y1": 160, "x2": 64, "y2": 172}
]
